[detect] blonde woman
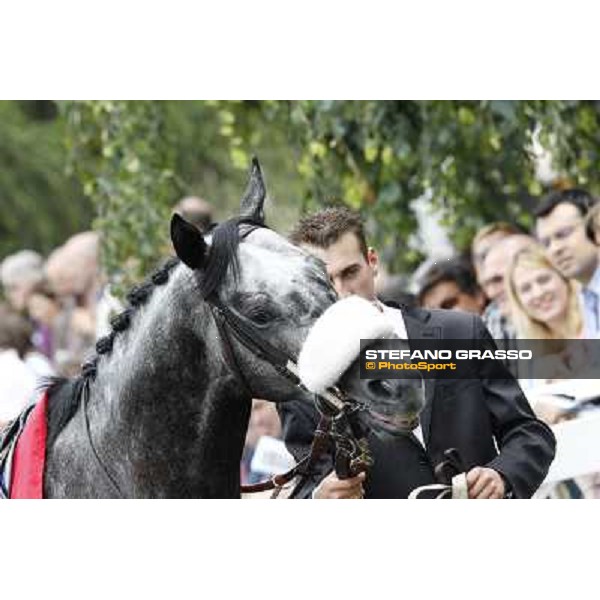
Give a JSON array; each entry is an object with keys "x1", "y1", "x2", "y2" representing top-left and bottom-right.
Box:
[
  {"x1": 507, "y1": 245, "x2": 583, "y2": 342},
  {"x1": 506, "y1": 244, "x2": 587, "y2": 397},
  {"x1": 507, "y1": 245, "x2": 599, "y2": 497}
]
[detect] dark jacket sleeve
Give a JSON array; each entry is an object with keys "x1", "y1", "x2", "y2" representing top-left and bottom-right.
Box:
[
  {"x1": 473, "y1": 315, "x2": 557, "y2": 498},
  {"x1": 277, "y1": 400, "x2": 334, "y2": 499}
]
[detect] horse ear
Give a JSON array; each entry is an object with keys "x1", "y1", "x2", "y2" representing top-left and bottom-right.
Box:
[
  {"x1": 171, "y1": 213, "x2": 208, "y2": 270},
  {"x1": 239, "y1": 156, "x2": 266, "y2": 224}
]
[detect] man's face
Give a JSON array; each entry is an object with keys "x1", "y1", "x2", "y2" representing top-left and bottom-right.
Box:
[
  {"x1": 472, "y1": 231, "x2": 509, "y2": 285},
  {"x1": 536, "y1": 202, "x2": 599, "y2": 282},
  {"x1": 481, "y1": 248, "x2": 509, "y2": 315},
  {"x1": 481, "y1": 235, "x2": 537, "y2": 317},
  {"x1": 420, "y1": 280, "x2": 485, "y2": 314},
  {"x1": 301, "y1": 231, "x2": 378, "y2": 300}
]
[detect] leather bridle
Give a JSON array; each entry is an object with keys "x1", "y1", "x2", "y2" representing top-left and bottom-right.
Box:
[
  {"x1": 204, "y1": 224, "x2": 373, "y2": 496},
  {"x1": 207, "y1": 293, "x2": 373, "y2": 497},
  {"x1": 205, "y1": 222, "x2": 356, "y2": 414}
]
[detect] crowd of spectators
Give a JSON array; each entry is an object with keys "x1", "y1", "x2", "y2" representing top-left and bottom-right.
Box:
[
  {"x1": 409, "y1": 189, "x2": 600, "y2": 368},
  {"x1": 0, "y1": 231, "x2": 111, "y2": 428},
  {"x1": 2, "y1": 186, "x2": 600, "y2": 496},
  {"x1": 407, "y1": 188, "x2": 600, "y2": 498}
]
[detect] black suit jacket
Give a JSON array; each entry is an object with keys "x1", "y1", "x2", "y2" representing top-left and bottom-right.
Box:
[{"x1": 278, "y1": 305, "x2": 556, "y2": 499}]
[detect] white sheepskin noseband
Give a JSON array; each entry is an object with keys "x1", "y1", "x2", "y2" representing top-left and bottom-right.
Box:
[{"x1": 298, "y1": 295, "x2": 394, "y2": 393}]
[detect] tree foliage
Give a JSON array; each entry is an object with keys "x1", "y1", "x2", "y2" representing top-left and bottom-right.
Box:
[
  {"x1": 0, "y1": 101, "x2": 91, "y2": 260},
  {"x1": 201, "y1": 100, "x2": 305, "y2": 230},
  {"x1": 63, "y1": 101, "x2": 179, "y2": 294},
  {"x1": 5, "y1": 100, "x2": 600, "y2": 285},
  {"x1": 62, "y1": 101, "x2": 304, "y2": 294},
  {"x1": 217, "y1": 101, "x2": 600, "y2": 270}
]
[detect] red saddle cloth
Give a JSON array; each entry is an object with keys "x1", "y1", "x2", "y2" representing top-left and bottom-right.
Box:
[{"x1": 10, "y1": 392, "x2": 49, "y2": 499}]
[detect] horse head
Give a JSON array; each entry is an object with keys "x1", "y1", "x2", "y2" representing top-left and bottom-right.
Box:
[{"x1": 170, "y1": 157, "x2": 340, "y2": 406}]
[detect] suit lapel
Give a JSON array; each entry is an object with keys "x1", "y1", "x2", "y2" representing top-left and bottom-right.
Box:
[{"x1": 401, "y1": 307, "x2": 441, "y2": 446}]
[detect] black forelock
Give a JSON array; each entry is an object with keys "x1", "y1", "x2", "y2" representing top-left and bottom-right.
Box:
[
  {"x1": 198, "y1": 218, "x2": 242, "y2": 299},
  {"x1": 198, "y1": 216, "x2": 264, "y2": 300}
]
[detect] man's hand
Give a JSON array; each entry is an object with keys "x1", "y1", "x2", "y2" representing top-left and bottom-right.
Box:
[
  {"x1": 466, "y1": 467, "x2": 505, "y2": 499},
  {"x1": 313, "y1": 470, "x2": 366, "y2": 499}
]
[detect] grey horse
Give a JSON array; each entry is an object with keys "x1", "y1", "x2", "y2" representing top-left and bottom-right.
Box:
[{"x1": 40, "y1": 160, "x2": 405, "y2": 498}]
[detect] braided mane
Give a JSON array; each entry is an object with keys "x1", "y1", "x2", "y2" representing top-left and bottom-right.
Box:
[{"x1": 44, "y1": 217, "x2": 256, "y2": 446}]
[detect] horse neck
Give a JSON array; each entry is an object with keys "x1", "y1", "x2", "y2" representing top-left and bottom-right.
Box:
[{"x1": 87, "y1": 267, "x2": 252, "y2": 497}]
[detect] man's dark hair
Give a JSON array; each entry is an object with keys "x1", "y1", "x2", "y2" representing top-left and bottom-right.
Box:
[
  {"x1": 417, "y1": 257, "x2": 481, "y2": 305},
  {"x1": 289, "y1": 207, "x2": 368, "y2": 257},
  {"x1": 534, "y1": 188, "x2": 598, "y2": 220}
]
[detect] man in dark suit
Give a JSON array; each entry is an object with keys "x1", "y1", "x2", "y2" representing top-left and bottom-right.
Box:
[{"x1": 280, "y1": 207, "x2": 556, "y2": 499}]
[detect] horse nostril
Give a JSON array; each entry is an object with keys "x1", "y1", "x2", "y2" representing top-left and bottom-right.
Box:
[{"x1": 367, "y1": 379, "x2": 394, "y2": 399}]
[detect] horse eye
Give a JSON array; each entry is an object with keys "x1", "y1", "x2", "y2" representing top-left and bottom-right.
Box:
[{"x1": 247, "y1": 305, "x2": 279, "y2": 326}]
